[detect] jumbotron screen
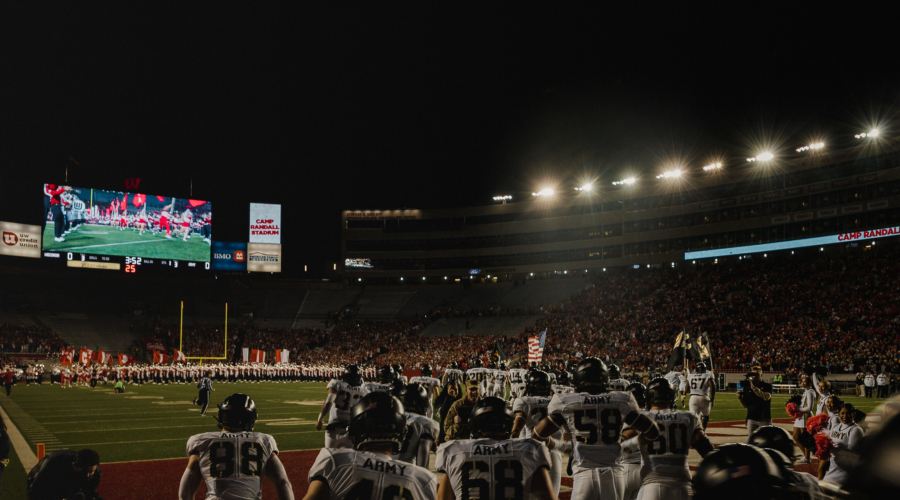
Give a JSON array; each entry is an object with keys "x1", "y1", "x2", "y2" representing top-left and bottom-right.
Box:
[{"x1": 42, "y1": 184, "x2": 212, "y2": 271}]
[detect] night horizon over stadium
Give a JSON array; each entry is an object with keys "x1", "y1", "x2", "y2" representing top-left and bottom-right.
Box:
[{"x1": 2, "y1": 5, "x2": 899, "y2": 276}]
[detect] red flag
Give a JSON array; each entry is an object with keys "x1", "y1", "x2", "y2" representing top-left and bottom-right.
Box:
[
  {"x1": 122, "y1": 193, "x2": 128, "y2": 208},
  {"x1": 173, "y1": 349, "x2": 186, "y2": 363},
  {"x1": 133, "y1": 193, "x2": 145, "y2": 207},
  {"x1": 60, "y1": 347, "x2": 75, "y2": 366},
  {"x1": 250, "y1": 349, "x2": 265, "y2": 364},
  {"x1": 156, "y1": 195, "x2": 166, "y2": 202},
  {"x1": 153, "y1": 351, "x2": 170, "y2": 364},
  {"x1": 188, "y1": 199, "x2": 206, "y2": 207},
  {"x1": 276, "y1": 349, "x2": 289, "y2": 364},
  {"x1": 79, "y1": 348, "x2": 93, "y2": 366},
  {"x1": 118, "y1": 353, "x2": 133, "y2": 365}
]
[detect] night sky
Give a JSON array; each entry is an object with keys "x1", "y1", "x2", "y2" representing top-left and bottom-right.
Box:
[{"x1": 2, "y1": 5, "x2": 898, "y2": 276}]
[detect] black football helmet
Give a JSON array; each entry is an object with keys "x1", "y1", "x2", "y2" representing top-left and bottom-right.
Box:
[
  {"x1": 499, "y1": 362, "x2": 506, "y2": 370},
  {"x1": 488, "y1": 362, "x2": 496, "y2": 369},
  {"x1": 342, "y1": 365, "x2": 363, "y2": 387},
  {"x1": 513, "y1": 361, "x2": 521, "y2": 369},
  {"x1": 573, "y1": 357, "x2": 609, "y2": 395},
  {"x1": 695, "y1": 361, "x2": 707, "y2": 373},
  {"x1": 748, "y1": 425, "x2": 795, "y2": 460},
  {"x1": 217, "y1": 393, "x2": 258, "y2": 432},
  {"x1": 450, "y1": 361, "x2": 459, "y2": 370},
  {"x1": 646, "y1": 377, "x2": 677, "y2": 408},
  {"x1": 402, "y1": 383, "x2": 430, "y2": 416},
  {"x1": 469, "y1": 397, "x2": 515, "y2": 439},
  {"x1": 557, "y1": 370, "x2": 571, "y2": 387},
  {"x1": 529, "y1": 361, "x2": 537, "y2": 370},
  {"x1": 608, "y1": 364, "x2": 621, "y2": 379},
  {"x1": 525, "y1": 370, "x2": 552, "y2": 397},
  {"x1": 349, "y1": 391, "x2": 407, "y2": 453},
  {"x1": 420, "y1": 364, "x2": 432, "y2": 377},
  {"x1": 473, "y1": 359, "x2": 483, "y2": 368},
  {"x1": 392, "y1": 364, "x2": 403, "y2": 377},
  {"x1": 693, "y1": 444, "x2": 786, "y2": 500},
  {"x1": 390, "y1": 379, "x2": 406, "y2": 398},
  {"x1": 378, "y1": 366, "x2": 396, "y2": 383},
  {"x1": 627, "y1": 382, "x2": 647, "y2": 409}
]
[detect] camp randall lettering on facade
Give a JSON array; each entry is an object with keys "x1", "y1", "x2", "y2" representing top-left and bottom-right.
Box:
[{"x1": 838, "y1": 226, "x2": 900, "y2": 241}]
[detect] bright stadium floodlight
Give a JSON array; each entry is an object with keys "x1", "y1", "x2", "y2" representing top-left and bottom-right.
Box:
[
  {"x1": 747, "y1": 152, "x2": 774, "y2": 162},
  {"x1": 655, "y1": 169, "x2": 682, "y2": 179},
  {"x1": 611, "y1": 177, "x2": 636, "y2": 186},
  {"x1": 855, "y1": 129, "x2": 879, "y2": 139},
  {"x1": 574, "y1": 183, "x2": 593, "y2": 192},
  {"x1": 702, "y1": 162, "x2": 723, "y2": 171},
  {"x1": 796, "y1": 142, "x2": 825, "y2": 152},
  {"x1": 531, "y1": 188, "x2": 554, "y2": 197},
  {"x1": 493, "y1": 195, "x2": 512, "y2": 201}
]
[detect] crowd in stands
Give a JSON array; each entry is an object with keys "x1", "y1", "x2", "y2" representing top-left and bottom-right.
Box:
[{"x1": 0, "y1": 323, "x2": 66, "y2": 354}]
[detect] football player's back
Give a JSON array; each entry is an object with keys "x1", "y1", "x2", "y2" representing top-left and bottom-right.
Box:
[
  {"x1": 187, "y1": 430, "x2": 279, "y2": 498},
  {"x1": 308, "y1": 448, "x2": 435, "y2": 500},
  {"x1": 548, "y1": 390, "x2": 638, "y2": 467},
  {"x1": 436, "y1": 437, "x2": 551, "y2": 499}
]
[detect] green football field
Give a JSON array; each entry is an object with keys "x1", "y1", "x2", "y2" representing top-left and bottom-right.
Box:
[
  {"x1": 42, "y1": 223, "x2": 210, "y2": 262},
  {"x1": 0, "y1": 383, "x2": 888, "y2": 499}
]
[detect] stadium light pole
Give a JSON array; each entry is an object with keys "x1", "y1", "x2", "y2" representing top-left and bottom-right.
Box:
[
  {"x1": 855, "y1": 129, "x2": 879, "y2": 139},
  {"x1": 611, "y1": 177, "x2": 636, "y2": 186},
  {"x1": 493, "y1": 195, "x2": 512, "y2": 204}
]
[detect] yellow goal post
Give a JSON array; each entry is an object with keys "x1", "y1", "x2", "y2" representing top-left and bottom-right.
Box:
[{"x1": 179, "y1": 301, "x2": 228, "y2": 366}]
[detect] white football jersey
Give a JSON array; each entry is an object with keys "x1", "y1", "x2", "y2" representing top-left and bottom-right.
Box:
[
  {"x1": 639, "y1": 409, "x2": 701, "y2": 483},
  {"x1": 408, "y1": 376, "x2": 440, "y2": 395},
  {"x1": 363, "y1": 382, "x2": 393, "y2": 394},
  {"x1": 687, "y1": 372, "x2": 714, "y2": 397},
  {"x1": 509, "y1": 368, "x2": 528, "y2": 384},
  {"x1": 492, "y1": 369, "x2": 509, "y2": 386},
  {"x1": 512, "y1": 396, "x2": 559, "y2": 439},
  {"x1": 443, "y1": 368, "x2": 464, "y2": 384},
  {"x1": 186, "y1": 430, "x2": 279, "y2": 500},
  {"x1": 509, "y1": 382, "x2": 526, "y2": 400},
  {"x1": 436, "y1": 438, "x2": 550, "y2": 500},
  {"x1": 551, "y1": 384, "x2": 575, "y2": 396},
  {"x1": 466, "y1": 367, "x2": 491, "y2": 384},
  {"x1": 548, "y1": 391, "x2": 640, "y2": 468},
  {"x1": 309, "y1": 448, "x2": 436, "y2": 500},
  {"x1": 608, "y1": 378, "x2": 630, "y2": 392},
  {"x1": 397, "y1": 413, "x2": 439, "y2": 465},
  {"x1": 326, "y1": 379, "x2": 367, "y2": 423}
]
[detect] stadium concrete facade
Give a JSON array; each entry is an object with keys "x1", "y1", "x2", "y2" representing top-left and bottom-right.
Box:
[{"x1": 343, "y1": 140, "x2": 900, "y2": 282}]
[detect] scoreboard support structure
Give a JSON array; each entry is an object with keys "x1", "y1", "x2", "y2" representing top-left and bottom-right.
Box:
[{"x1": 179, "y1": 301, "x2": 228, "y2": 366}]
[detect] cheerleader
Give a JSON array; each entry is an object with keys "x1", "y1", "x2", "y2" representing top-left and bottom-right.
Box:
[
  {"x1": 794, "y1": 376, "x2": 817, "y2": 463},
  {"x1": 821, "y1": 403, "x2": 864, "y2": 486}
]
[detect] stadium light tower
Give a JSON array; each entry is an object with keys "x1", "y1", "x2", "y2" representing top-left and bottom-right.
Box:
[
  {"x1": 796, "y1": 142, "x2": 824, "y2": 153},
  {"x1": 493, "y1": 195, "x2": 512, "y2": 204},
  {"x1": 611, "y1": 177, "x2": 636, "y2": 186},
  {"x1": 655, "y1": 169, "x2": 682, "y2": 180},
  {"x1": 702, "y1": 162, "x2": 723, "y2": 171},
  {"x1": 855, "y1": 129, "x2": 879, "y2": 139},
  {"x1": 531, "y1": 188, "x2": 554, "y2": 197},
  {"x1": 574, "y1": 183, "x2": 593, "y2": 192},
  {"x1": 746, "y1": 152, "x2": 774, "y2": 162}
]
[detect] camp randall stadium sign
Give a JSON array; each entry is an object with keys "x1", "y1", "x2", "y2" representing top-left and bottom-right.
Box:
[{"x1": 0, "y1": 221, "x2": 41, "y2": 258}]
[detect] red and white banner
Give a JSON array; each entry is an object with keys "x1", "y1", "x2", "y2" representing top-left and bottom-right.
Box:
[
  {"x1": 118, "y1": 353, "x2": 134, "y2": 365},
  {"x1": 97, "y1": 350, "x2": 112, "y2": 365},
  {"x1": 250, "y1": 349, "x2": 266, "y2": 364},
  {"x1": 60, "y1": 347, "x2": 75, "y2": 366},
  {"x1": 152, "y1": 350, "x2": 169, "y2": 364},
  {"x1": 527, "y1": 330, "x2": 547, "y2": 365},
  {"x1": 80, "y1": 348, "x2": 93, "y2": 366},
  {"x1": 173, "y1": 349, "x2": 186, "y2": 363},
  {"x1": 275, "y1": 349, "x2": 289, "y2": 364},
  {"x1": 242, "y1": 347, "x2": 250, "y2": 363}
]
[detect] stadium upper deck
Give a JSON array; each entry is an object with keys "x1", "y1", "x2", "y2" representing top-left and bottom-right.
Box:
[{"x1": 343, "y1": 138, "x2": 900, "y2": 281}]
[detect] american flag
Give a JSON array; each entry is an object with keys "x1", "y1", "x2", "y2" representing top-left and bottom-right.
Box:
[{"x1": 528, "y1": 330, "x2": 547, "y2": 364}]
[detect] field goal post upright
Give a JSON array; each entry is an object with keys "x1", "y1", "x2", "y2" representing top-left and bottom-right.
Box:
[{"x1": 181, "y1": 302, "x2": 228, "y2": 366}]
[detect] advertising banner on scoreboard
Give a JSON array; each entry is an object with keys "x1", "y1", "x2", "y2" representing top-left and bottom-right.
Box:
[
  {"x1": 247, "y1": 242, "x2": 282, "y2": 273},
  {"x1": 249, "y1": 203, "x2": 281, "y2": 244},
  {"x1": 212, "y1": 241, "x2": 248, "y2": 271},
  {"x1": 0, "y1": 221, "x2": 42, "y2": 258}
]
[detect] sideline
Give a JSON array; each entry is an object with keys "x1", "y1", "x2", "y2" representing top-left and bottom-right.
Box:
[{"x1": 0, "y1": 402, "x2": 39, "y2": 471}]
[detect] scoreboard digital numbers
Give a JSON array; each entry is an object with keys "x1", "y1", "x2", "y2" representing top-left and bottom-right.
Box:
[{"x1": 42, "y1": 251, "x2": 211, "y2": 274}]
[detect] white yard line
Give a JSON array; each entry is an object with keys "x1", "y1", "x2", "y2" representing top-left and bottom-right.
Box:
[{"x1": 0, "y1": 403, "x2": 39, "y2": 471}]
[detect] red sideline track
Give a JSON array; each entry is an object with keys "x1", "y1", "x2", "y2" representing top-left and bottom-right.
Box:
[{"x1": 97, "y1": 418, "x2": 830, "y2": 500}]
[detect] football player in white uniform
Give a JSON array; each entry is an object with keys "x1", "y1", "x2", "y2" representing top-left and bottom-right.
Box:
[
  {"x1": 436, "y1": 396, "x2": 557, "y2": 500},
  {"x1": 748, "y1": 425, "x2": 823, "y2": 498},
  {"x1": 317, "y1": 365, "x2": 368, "y2": 449},
  {"x1": 511, "y1": 369, "x2": 564, "y2": 495},
  {"x1": 491, "y1": 362, "x2": 510, "y2": 399},
  {"x1": 685, "y1": 362, "x2": 715, "y2": 430},
  {"x1": 442, "y1": 361, "x2": 464, "y2": 388},
  {"x1": 363, "y1": 366, "x2": 396, "y2": 394},
  {"x1": 397, "y1": 383, "x2": 439, "y2": 466},
  {"x1": 534, "y1": 358, "x2": 660, "y2": 500},
  {"x1": 629, "y1": 378, "x2": 713, "y2": 500},
  {"x1": 551, "y1": 370, "x2": 575, "y2": 396},
  {"x1": 408, "y1": 364, "x2": 441, "y2": 419},
  {"x1": 614, "y1": 382, "x2": 647, "y2": 500},
  {"x1": 508, "y1": 361, "x2": 528, "y2": 399},
  {"x1": 179, "y1": 393, "x2": 294, "y2": 500},
  {"x1": 607, "y1": 364, "x2": 629, "y2": 392},
  {"x1": 466, "y1": 359, "x2": 491, "y2": 395},
  {"x1": 304, "y1": 391, "x2": 437, "y2": 500}
]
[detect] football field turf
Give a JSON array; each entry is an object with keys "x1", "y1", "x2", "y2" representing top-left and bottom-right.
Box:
[
  {"x1": 0, "y1": 383, "x2": 888, "y2": 499},
  {"x1": 41, "y1": 223, "x2": 211, "y2": 262}
]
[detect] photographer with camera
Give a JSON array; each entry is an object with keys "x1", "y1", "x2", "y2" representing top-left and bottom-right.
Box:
[{"x1": 736, "y1": 365, "x2": 772, "y2": 436}]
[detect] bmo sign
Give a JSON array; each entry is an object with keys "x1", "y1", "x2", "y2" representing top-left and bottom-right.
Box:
[
  {"x1": 249, "y1": 203, "x2": 282, "y2": 244},
  {"x1": 0, "y1": 221, "x2": 41, "y2": 259},
  {"x1": 212, "y1": 241, "x2": 248, "y2": 271}
]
